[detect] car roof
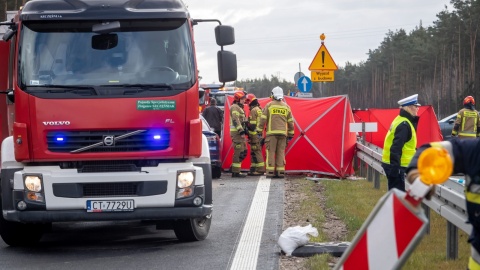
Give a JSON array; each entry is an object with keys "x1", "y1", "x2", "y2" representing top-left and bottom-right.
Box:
[{"x1": 439, "y1": 113, "x2": 457, "y2": 122}]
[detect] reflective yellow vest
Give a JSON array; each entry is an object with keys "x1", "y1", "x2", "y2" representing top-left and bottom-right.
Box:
[{"x1": 382, "y1": 116, "x2": 417, "y2": 167}]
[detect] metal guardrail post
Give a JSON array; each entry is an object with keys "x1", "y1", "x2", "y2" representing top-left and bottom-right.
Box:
[
  {"x1": 374, "y1": 170, "x2": 380, "y2": 189},
  {"x1": 422, "y1": 203, "x2": 430, "y2": 234},
  {"x1": 367, "y1": 166, "x2": 372, "y2": 182},
  {"x1": 353, "y1": 155, "x2": 358, "y2": 171},
  {"x1": 360, "y1": 160, "x2": 365, "y2": 178},
  {"x1": 447, "y1": 221, "x2": 459, "y2": 260}
]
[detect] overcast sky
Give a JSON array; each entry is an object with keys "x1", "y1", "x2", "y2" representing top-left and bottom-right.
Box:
[{"x1": 186, "y1": 0, "x2": 452, "y2": 85}]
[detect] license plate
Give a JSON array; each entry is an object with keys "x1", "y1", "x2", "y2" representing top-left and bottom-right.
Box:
[{"x1": 86, "y1": 200, "x2": 134, "y2": 213}]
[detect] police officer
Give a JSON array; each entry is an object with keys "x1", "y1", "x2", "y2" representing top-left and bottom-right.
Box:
[
  {"x1": 406, "y1": 139, "x2": 480, "y2": 269},
  {"x1": 381, "y1": 94, "x2": 420, "y2": 191},
  {"x1": 230, "y1": 91, "x2": 248, "y2": 178},
  {"x1": 257, "y1": 86, "x2": 294, "y2": 178},
  {"x1": 452, "y1": 95, "x2": 480, "y2": 138},
  {"x1": 245, "y1": 93, "x2": 266, "y2": 176}
]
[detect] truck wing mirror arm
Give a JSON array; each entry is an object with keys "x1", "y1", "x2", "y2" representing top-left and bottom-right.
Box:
[{"x1": 0, "y1": 90, "x2": 14, "y2": 103}]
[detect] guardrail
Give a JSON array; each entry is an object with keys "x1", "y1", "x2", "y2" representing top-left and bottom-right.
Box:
[{"x1": 355, "y1": 140, "x2": 470, "y2": 260}]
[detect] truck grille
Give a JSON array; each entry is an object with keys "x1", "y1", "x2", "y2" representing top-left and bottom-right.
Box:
[
  {"x1": 83, "y1": 182, "x2": 138, "y2": 197},
  {"x1": 52, "y1": 181, "x2": 168, "y2": 198},
  {"x1": 46, "y1": 129, "x2": 170, "y2": 153}
]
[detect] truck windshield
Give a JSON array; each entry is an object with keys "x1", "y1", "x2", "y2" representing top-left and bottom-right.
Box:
[{"x1": 18, "y1": 19, "x2": 195, "y2": 94}]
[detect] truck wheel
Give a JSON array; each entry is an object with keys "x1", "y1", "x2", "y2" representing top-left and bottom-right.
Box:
[
  {"x1": 0, "y1": 213, "x2": 47, "y2": 246},
  {"x1": 212, "y1": 166, "x2": 222, "y2": 179},
  {"x1": 173, "y1": 214, "x2": 211, "y2": 242}
]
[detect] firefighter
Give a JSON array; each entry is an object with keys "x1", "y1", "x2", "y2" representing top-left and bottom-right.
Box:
[
  {"x1": 452, "y1": 95, "x2": 480, "y2": 138},
  {"x1": 406, "y1": 139, "x2": 480, "y2": 270},
  {"x1": 381, "y1": 94, "x2": 420, "y2": 191},
  {"x1": 257, "y1": 86, "x2": 294, "y2": 178},
  {"x1": 230, "y1": 91, "x2": 248, "y2": 178},
  {"x1": 245, "y1": 93, "x2": 266, "y2": 176}
]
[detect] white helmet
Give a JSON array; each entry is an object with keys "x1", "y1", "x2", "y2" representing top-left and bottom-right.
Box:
[{"x1": 271, "y1": 86, "x2": 284, "y2": 100}]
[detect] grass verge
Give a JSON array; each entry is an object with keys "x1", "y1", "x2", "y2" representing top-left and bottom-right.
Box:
[{"x1": 289, "y1": 176, "x2": 470, "y2": 270}]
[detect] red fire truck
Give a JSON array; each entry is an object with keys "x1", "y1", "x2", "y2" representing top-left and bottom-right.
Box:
[{"x1": 0, "y1": 0, "x2": 236, "y2": 246}]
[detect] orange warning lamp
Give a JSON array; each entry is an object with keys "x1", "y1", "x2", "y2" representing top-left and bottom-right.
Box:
[{"x1": 417, "y1": 147, "x2": 453, "y2": 185}]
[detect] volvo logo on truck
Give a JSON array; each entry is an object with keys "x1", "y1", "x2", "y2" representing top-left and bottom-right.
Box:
[
  {"x1": 43, "y1": 121, "x2": 71, "y2": 126},
  {"x1": 103, "y1": 135, "x2": 115, "y2": 146}
]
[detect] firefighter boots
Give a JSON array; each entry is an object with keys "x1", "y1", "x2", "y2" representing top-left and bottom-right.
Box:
[{"x1": 232, "y1": 172, "x2": 247, "y2": 178}]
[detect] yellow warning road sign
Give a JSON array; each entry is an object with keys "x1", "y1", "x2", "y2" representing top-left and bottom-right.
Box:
[
  {"x1": 311, "y1": 70, "x2": 334, "y2": 82},
  {"x1": 308, "y1": 44, "x2": 338, "y2": 71}
]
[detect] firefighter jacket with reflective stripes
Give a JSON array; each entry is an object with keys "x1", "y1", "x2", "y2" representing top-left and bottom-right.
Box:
[
  {"x1": 248, "y1": 105, "x2": 262, "y2": 136},
  {"x1": 382, "y1": 109, "x2": 418, "y2": 168},
  {"x1": 257, "y1": 100, "x2": 294, "y2": 137},
  {"x1": 452, "y1": 107, "x2": 480, "y2": 138},
  {"x1": 230, "y1": 103, "x2": 246, "y2": 135}
]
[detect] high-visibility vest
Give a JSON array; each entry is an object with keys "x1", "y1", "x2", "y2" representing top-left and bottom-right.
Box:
[{"x1": 382, "y1": 116, "x2": 417, "y2": 167}]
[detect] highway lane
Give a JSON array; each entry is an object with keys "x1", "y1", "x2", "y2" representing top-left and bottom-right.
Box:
[{"x1": 0, "y1": 175, "x2": 284, "y2": 270}]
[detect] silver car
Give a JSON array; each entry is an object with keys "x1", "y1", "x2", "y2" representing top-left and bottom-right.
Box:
[{"x1": 438, "y1": 113, "x2": 457, "y2": 140}]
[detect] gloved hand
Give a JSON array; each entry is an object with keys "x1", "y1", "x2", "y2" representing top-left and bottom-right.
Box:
[
  {"x1": 406, "y1": 169, "x2": 435, "y2": 200},
  {"x1": 257, "y1": 134, "x2": 262, "y2": 140},
  {"x1": 287, "y1": 137, "x2": 293, "y2": 143},
  {"x1": 239, "y1": 130, "x2": 246, "y2": 136},
  {"x1": 260, "y1": 138, "x2": 265, "y2": 146}
]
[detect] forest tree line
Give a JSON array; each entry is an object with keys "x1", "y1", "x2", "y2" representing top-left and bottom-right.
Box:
[
  {"x1": 323, "y1": 0, "x2": 480, "y2": 119},
  {"x1": 230, "y1": 1, "x2": 480, "y2": 119},
  {"x1": 3, "y1": 0, "x2": 477, "y2": 119}
]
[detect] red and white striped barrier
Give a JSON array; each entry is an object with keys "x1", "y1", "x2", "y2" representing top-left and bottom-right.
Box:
[{"x1": 335, "y1": 189, "x2": 428, "y2": 270}]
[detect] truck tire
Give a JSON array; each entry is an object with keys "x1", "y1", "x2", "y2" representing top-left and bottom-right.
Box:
[
  {"x1": 0, "y1": 213, "x2": 47, "y2": 246},
  {"x1": 173, "y1": 214, "x2": 211, "y2": 242}
]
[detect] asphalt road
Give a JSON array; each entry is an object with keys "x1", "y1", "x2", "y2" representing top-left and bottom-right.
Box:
[{"x1": 0, "y1": 174, "x2": 284, "y2": 270}]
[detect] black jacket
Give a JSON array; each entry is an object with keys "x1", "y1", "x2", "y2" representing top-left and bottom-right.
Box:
[{"x1": 202, "y1": 105, "x2": 224, "y2": 132}]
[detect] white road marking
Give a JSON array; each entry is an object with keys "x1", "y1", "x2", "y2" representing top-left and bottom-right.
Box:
[{"x1": 230, "y1": 176, "x2": 271, "y2": 270}]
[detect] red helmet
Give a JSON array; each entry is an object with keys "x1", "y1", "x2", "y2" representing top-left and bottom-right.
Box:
[
  {"x1": 464, "y1": 96, "x2": 475, "y2": 105},
  {"x1": 245, "y1": 93, "x2": 256, "y2": 104},
  {"x1": 234, "y1": 91, "x2": 246, "y2": 101}
]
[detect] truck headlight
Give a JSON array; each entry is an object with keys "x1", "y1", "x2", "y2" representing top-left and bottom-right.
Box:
[
  {"x1": 177, "y1": 171, "x2": 195, "y2": 188},
  {"x1": 24, "y1": 175, "x2": 42, "y2": 192}
]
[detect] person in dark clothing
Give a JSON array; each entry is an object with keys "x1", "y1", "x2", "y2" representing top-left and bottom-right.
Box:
[
  {"x1": 406, "y1": 139, "x2": 480, "y2": 269},
  {"x1": 381, "y1": 94, "x2": 421, "y2": 191},
  {"x1": 202, "y1": 98, "x2": 224, "y2": 137}
]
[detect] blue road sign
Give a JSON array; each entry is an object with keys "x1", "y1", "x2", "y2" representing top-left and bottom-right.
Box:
[{"x1": 297, "y1": 76, "x2": 312, "y2": 93}]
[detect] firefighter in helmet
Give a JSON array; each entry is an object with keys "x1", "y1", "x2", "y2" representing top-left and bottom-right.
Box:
[
  {"x1": 452, "y1": 95, "x2": 480, "y2": 139},
  {"x1": 230, "y1": 91, "x2": 248, "y2": 178},
  {"x1": 256, "y1": 86, "x2": 294, "y2": 178},
  {"x1": 245, "y1": 93, "x2": 266, "y2": 176}
]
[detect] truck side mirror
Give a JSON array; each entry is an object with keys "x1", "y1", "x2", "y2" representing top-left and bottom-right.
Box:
[
  {"x1": 215, "y1": 25, "x2": 235, "y2": 46},
  {"x1": 217, "y1": 51, "x2": 237, "y2": 83}
]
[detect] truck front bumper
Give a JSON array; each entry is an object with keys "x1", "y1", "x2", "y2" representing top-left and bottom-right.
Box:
[{"x1": 4, "y1": 204, "x2": 212, "y2": 223}]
